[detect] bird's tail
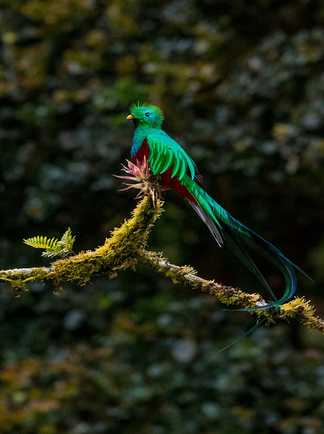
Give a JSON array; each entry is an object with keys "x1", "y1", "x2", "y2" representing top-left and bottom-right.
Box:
[{"x1": 183, "y1": 177, "x2": 309, "y2": 310}]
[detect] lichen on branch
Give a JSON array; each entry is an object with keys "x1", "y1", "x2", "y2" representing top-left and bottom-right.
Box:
[{"x1": 0, "y1": 194, "x2": 323, "y2": 334}]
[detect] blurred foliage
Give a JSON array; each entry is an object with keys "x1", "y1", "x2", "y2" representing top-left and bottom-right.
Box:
[{"x1": 0, "y1": 0, "x2": 324, "y2": 433}]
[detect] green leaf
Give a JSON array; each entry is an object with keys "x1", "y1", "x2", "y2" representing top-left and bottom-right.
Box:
[
  {"x1": 23, "y1": 228, "x2": 76, "y2": 259},
  {"x1": 23, "y1": 235, "x2": 59, "y2": 251}
]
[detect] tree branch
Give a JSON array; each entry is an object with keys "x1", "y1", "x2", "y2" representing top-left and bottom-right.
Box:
[
  {"x1": 1, "y1": 195, "x2": 323, "y2": 334},
  {"x1": 0, "y1": 196, "x2": 162, "y2": 289}
]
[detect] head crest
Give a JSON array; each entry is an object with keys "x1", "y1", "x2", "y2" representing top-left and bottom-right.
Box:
[{"x1": 129, "y1": 102, "x2": 164, "y2": 127}]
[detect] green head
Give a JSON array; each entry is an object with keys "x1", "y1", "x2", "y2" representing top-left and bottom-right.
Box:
[{"x1": 127, "y1": 103, "x2": 164, "y2": 128}]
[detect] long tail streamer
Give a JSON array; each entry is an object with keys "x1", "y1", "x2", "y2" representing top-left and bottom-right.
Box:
[{"x1": 184, "y1": 176, "x2": 310, "y2": 310}]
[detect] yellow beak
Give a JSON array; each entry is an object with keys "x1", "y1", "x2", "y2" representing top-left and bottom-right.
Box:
[{"x1": 126, "y1": 114, "x2": 134, "y2": 120}]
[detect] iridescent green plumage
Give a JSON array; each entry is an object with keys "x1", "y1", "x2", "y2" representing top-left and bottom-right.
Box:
[{"x1": 128, "y1": 103, "x2": 308, "y2": 309}]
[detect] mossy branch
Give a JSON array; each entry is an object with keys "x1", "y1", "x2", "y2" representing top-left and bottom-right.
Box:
[
  {"x1": 0, "y1": 195, "x2": 323, "y2": 334},
  {"x1": 0, "y1": 196, "x2": 161, "y2": 289}
]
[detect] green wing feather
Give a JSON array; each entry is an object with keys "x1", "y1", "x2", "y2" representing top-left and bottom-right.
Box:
[{"x1": 146, "y1": 130, "x2": 196, "y2": 180}]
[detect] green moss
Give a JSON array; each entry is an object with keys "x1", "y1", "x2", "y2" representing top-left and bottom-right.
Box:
[
  {"x1": 0, "y1": 267, "x2": 50, "y2": 292},
  {"x1": 0, "y1": 196, "x2": 162, "y2": 289},
  {"x1": 0, "y1": 196, "x2": 162, "y2": 290}
]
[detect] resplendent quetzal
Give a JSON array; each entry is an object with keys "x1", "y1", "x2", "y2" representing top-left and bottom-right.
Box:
[{"x1": 127, "y1": 102, "x2": 307, "y2": 309}]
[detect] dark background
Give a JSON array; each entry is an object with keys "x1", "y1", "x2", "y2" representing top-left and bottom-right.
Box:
[{"x1": 1, "y1": 1, "x2": 324, "y2": 433}]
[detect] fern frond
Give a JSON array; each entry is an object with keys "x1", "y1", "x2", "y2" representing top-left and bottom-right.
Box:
[
  {"x1": 24, "y1": 236, "x2": 60, "y2": 251},
  {"x1": 59, "y1": 227, "x2": 75, "y2": 252},
  {"x1": 24, "y1": 228, "x2": 76, "y2": 259}
]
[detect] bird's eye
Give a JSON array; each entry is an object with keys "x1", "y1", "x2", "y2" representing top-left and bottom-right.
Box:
[{"x1": 144, "y1": 112, "x2": 151, "y2": 117}]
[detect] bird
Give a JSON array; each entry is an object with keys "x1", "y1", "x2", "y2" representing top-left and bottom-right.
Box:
[{"x1": 126, "y1": 102, "x2": 308, "y2": 310}]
